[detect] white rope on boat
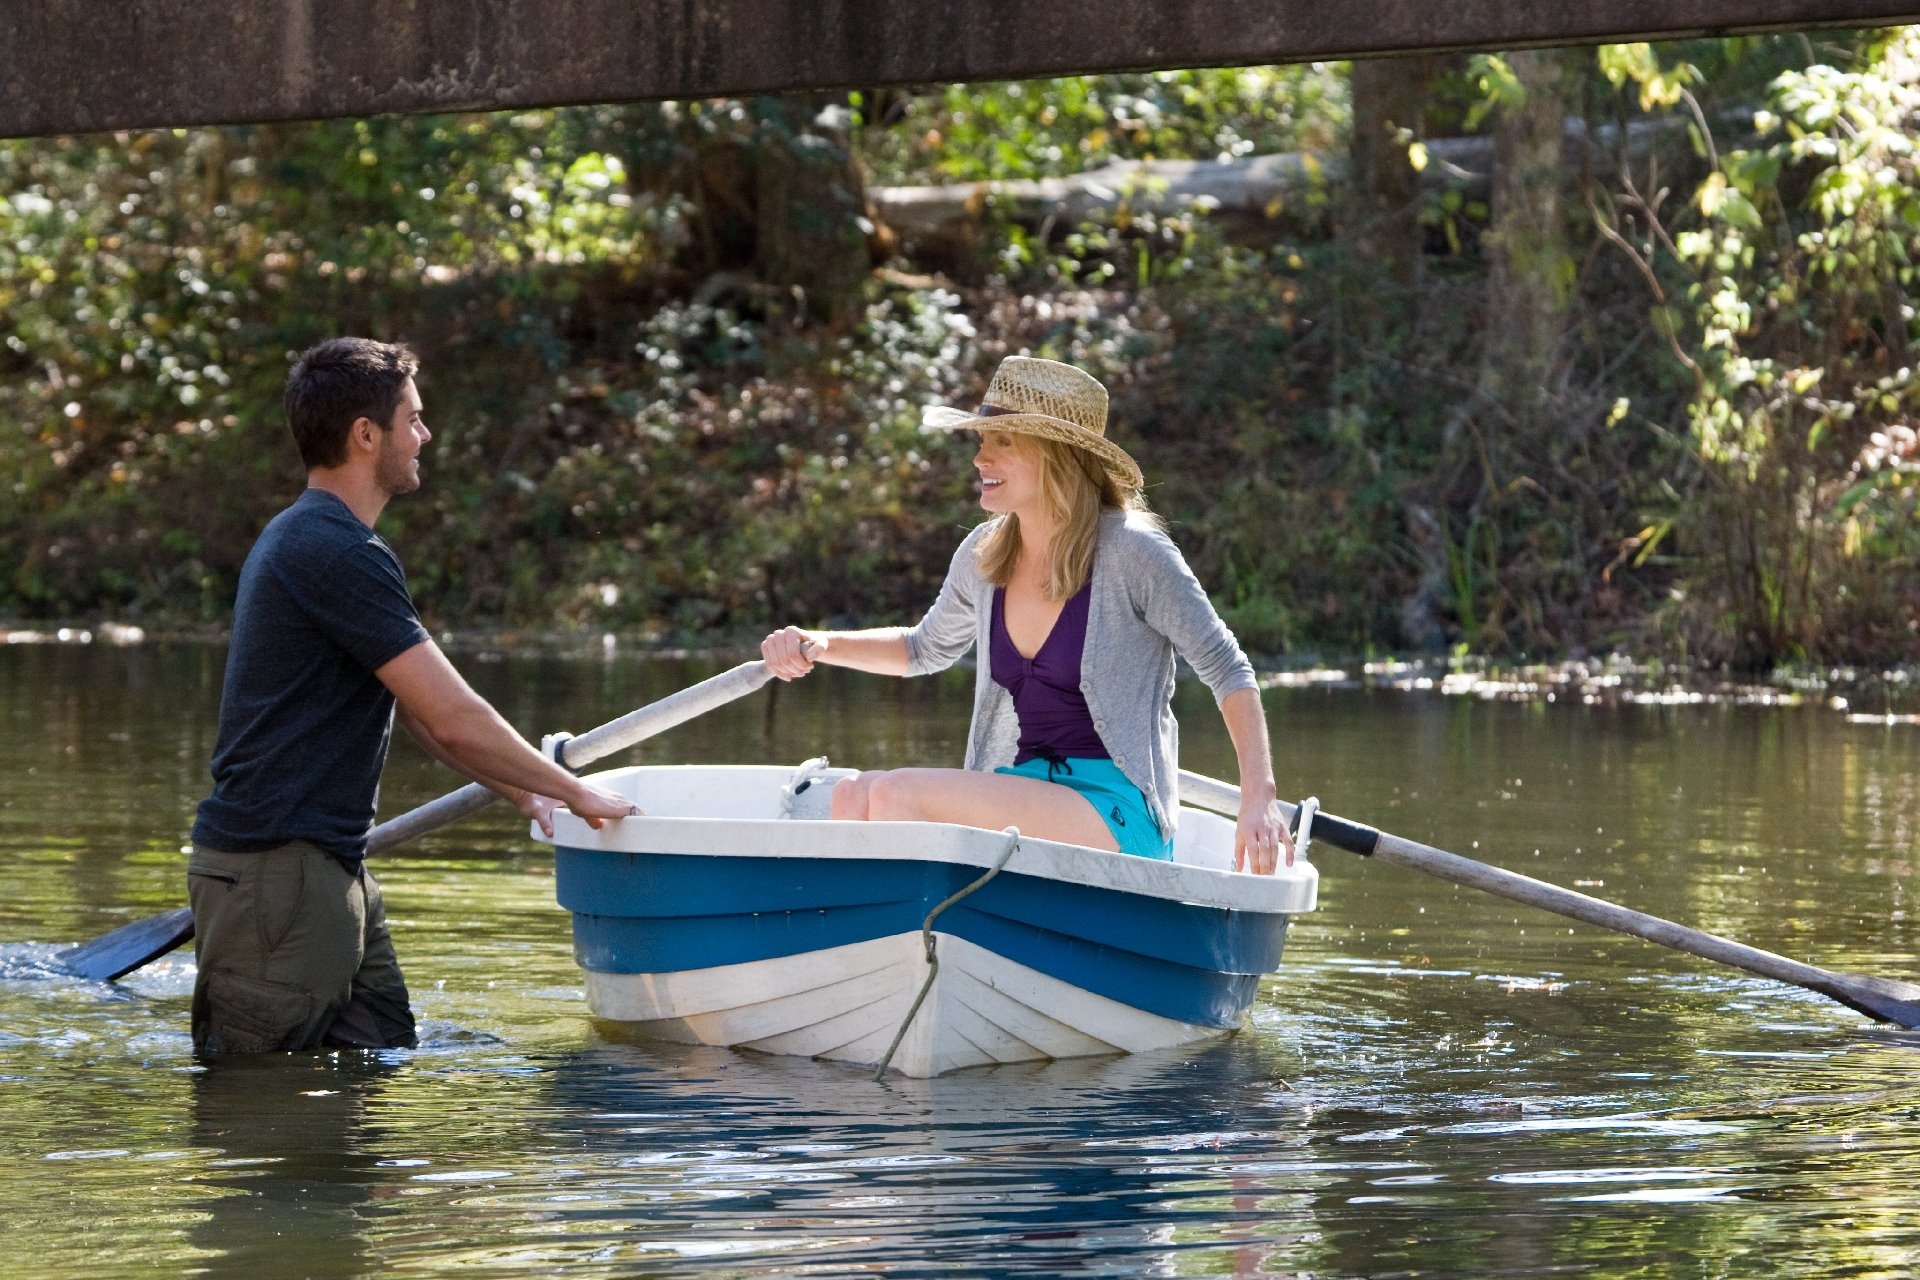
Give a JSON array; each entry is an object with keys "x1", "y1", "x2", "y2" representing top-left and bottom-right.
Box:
[
  {"x1": 778, "y1": 756, "x2": 833, "y2": 818},
  {"x1": 872, "y1": 826, "x2": 1022, "y2": 1080}
]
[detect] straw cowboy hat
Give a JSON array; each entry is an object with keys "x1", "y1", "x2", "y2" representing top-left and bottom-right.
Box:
[{"x1": 923, "y1": 356, "x2": 1144, "y2": 492}]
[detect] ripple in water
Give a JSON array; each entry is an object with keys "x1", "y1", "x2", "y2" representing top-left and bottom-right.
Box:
[{"x1": 3, "y1": 646, "x2": 1919, "y2": 1276}]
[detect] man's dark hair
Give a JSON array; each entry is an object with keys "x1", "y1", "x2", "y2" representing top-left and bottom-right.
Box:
[{"x1": 284, "y1": 338, "x2": 420, "y2": 469}]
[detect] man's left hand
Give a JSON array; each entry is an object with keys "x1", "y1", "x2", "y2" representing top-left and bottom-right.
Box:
[{"x1": 516, "y1": 791, "x2": 563, "y2": 837}]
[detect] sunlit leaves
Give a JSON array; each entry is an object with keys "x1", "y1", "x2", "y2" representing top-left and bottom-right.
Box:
[
  {"x1": 0, "y1": 105, "x2": 700, "y2": 611},
  {"x1": 858, "y1": 67, "x2": 1347, "y2": 186},
  {"x1": 1463, "y1": 54, "x2": 1526, "y2": 129},
  {"x1": 1649, "y1": 28, "x2": 1920, "y2": 653},
  {"x1": 1598, "y1": 43, "x2": 1703, "y2": 110}
]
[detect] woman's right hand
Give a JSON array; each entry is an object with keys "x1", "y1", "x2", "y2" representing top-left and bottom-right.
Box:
[{"x1": 761, "y1": 626, "x2": 824, "y2": 681}]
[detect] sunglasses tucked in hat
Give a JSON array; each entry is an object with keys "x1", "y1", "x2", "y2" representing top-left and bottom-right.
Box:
[{"x1": 923, "y1": 356, "x2": 1145, "y2": 493}]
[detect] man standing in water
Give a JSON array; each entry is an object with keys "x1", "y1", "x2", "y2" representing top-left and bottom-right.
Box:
[{"x1": 188, "y1": 337, "x2": 635, "y2": 1054}]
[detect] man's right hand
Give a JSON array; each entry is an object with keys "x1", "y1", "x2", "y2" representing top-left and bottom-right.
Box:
[{"x1": 567, "y1": 781, "x2": 642, "y2": 830}]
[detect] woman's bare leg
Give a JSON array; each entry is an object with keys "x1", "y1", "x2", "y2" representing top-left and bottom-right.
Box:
[
  {"x1": 830, "y1": 772, "x2": 876, "y2": 820},
  {"x1": 845, "y1": 767, "x2": 1118, "y2": 851}
]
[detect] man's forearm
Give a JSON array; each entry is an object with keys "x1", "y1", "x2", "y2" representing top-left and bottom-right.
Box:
[
  {"x1": 379, "y1": 640, "x2": 621, "y2": 814},
  {"x1": 415, "y1": 699, "x2": 598, "y2": 808},
  {"x1": 397, "y1": 704, "x2": 534, "y2": 805}
]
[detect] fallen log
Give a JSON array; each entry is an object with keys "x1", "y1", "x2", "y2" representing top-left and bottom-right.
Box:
[
  {"x1": 868, "y1": 116, "x2": 1697, "y2": 254},
  {"x1": 869, "y1": 136, "x2": 1495, "y2": 251}
]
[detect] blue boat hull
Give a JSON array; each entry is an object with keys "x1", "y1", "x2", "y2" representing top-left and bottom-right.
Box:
[
  {"x1": 557, "y1": 848, "x2": 1292, "y2": 1031},
  {"x1": 535, "y1": 765, "x2": 1319, "y2": 1075}
]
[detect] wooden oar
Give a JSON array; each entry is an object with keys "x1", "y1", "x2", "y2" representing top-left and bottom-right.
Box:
[
  {"x1": 1178, "y1": 769, "x2": 1920, "y2": 1029},
  {"x1": 57, "y1": 659, "x2": 780, "y2": 983}
]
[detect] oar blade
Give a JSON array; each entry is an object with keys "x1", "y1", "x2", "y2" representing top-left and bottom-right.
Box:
[
  {"x1": 57, "y1": 907, "x2": 194, "y2": 982},
  {"x1": 1824, "y1": 973, "x2": 1920, "y2": 1030}
]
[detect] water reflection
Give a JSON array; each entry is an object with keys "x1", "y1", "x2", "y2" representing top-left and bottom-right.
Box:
[
  {"x1": 187, "y1": 1054, "x2": 403, "y2": 1278},
  {"x1": 505, "y1": 1036, "x2": 1317, "y2": 1276}
]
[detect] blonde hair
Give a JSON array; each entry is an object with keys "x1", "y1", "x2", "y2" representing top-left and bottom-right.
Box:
[{"x1": 977, "y1": 435, "x2": 1157, "y2": 599}]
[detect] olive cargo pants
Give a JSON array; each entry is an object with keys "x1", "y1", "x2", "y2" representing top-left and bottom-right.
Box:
[{"x1": 187, "y1": 842, "x2": 417, "y2": 1053}]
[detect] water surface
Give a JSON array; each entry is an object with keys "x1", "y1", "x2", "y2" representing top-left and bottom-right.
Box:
[{"x1": 2, "y1": 642, "x2": 1916, "y2": 1277}]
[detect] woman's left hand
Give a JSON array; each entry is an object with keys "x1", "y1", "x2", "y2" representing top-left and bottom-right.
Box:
[{"x1": 1234, "y1": 792, "x2": 1294, "y2": 875}]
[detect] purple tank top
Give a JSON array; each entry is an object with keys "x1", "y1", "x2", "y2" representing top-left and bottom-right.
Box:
[{"x1": 990, "y1": 578, "x2": 1109, "y2": 765}]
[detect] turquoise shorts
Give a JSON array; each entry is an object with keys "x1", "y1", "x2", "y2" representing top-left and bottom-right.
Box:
[{"x1": 994, "y1": 756, "x2": 1173, "y2": 861}]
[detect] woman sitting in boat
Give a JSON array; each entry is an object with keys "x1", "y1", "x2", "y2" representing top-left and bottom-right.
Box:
[{"x1": 761, "y1": 355, "x2": 1294, "y2": 874}]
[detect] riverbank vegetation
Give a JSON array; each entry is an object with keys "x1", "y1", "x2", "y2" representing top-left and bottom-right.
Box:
[{"x1": 3, "y1": 30, "x2": 1917, "y2": 670}]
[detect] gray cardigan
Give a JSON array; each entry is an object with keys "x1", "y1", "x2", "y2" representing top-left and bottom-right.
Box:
[{"x1": 902, "y1": 510, "x2": 1258, "y2": 835}]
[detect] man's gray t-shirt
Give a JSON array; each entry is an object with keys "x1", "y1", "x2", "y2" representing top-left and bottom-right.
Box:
[{"x1": 192, "y1": 488, "x2": 429, "y2": 866}]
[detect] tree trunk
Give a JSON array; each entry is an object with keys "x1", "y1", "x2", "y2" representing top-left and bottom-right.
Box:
[
  {"x1": 1412, "y1": 49, "x2": 1574, "y2": 652},
  {"x1": 752, "y1": 94, "x2": 872, "y2": 325},
  {"x1": 1478, "y1": 50, "x2": 1572, "y2": 417},
  {"x1": 627, "y1": 95, "x2": 873, "y2": 326},
  {"x1": 1347, "y1": 54, "x2": 1434, "y2": 295}
]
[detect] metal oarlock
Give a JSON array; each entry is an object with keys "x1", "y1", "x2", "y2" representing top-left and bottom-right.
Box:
[
  {"x1": 543, "y1": 731, "x2": 578, "y2": 774},
  {"x1": 1290, "y1": 796, "x2": 1319, "y2": 862}
]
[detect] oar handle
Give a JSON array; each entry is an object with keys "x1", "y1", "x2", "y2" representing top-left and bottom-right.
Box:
[
  {"x1": 366, "y1": 660, "x2": 775, "y2": 856},
  {"x1": 365, "y1": 783, "x2": 499, "y2": 856},
  {"x1": 556, "y1": 659, "x2": 776, "y2": 768},
  {"x1": 1176, "y1": 769, "x2": 1381, "y2": 855},
  {"x1": 1177, "y1": 768, "x2": 1920, "y2": 1026}
]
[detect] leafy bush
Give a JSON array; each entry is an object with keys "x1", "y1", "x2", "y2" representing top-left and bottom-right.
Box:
[{"x1": 1648, "y1": 29, "x2": 1920, "y2": 665}]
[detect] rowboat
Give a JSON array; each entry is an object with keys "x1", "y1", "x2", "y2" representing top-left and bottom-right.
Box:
[{"x1": 535, "y1": 761, "x2": 1319, "y2": 1077}]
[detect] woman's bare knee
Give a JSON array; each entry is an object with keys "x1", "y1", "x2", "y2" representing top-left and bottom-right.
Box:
[
  {"x1": 831, "y1": 773, "x2": 873, "y2": 820},
  {"x1": 864, "y1": 770, "x2": 928, "y2": 822}
]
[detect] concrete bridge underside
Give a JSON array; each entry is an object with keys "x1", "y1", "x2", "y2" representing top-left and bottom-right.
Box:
[{"x1": 3, "y1": 0, "x2": 1919, "y2": 139}]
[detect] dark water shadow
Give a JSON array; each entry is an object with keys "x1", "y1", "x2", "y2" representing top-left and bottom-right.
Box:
[{"x1": 186, "y1": 1052, "x2": 405, "y2": 1278}]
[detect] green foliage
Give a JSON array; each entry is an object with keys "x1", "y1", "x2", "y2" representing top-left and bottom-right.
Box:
[
  {"x1": 1464, "y1": 55, "x2": 1528, "y2": 128},
  {"x1": 858, "y1": 67, "x2": 1347, "y2": 185},
  {"x1": 0, "y1": 108, "x2": 685, "y2": 616},
  {"x1": 1105, "y1": 230, "x2": 1430, "y2": 655},
  {"x1": 1597, "y1": 43, "x2": 1703, "y2": 111},
  {"x1": 1655, "y1": 29, "x2": 1920, "y2": 664}
]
